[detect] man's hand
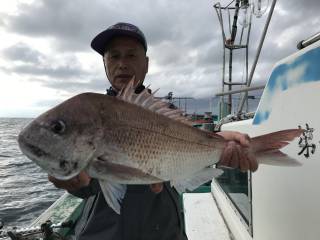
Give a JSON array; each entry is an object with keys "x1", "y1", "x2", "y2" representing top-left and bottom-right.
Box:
[
  {"x1": 216, "y1": 131, "x2": 258, "y2": 172},
  {"x1": 48, "y1": 171, "x2": 91, "y2": 192},
  {"x1": 150, "y1": 183, "x2": 163, "y2": 194}
]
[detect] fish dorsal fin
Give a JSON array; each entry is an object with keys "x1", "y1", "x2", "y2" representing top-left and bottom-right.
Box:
[{"x1": 117, "y1": 78, "x2": 191, "y2": 125}]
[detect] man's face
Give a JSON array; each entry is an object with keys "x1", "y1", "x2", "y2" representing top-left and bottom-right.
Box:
[{"x1": 104, "y1": 36, "x2": 149, "y2": 91}]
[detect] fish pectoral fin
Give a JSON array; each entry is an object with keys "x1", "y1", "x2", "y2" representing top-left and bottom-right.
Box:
[
  {"x1": 88, "y1": 155, "x2": 164, "y2": 183},
  {"x1": 99, "y1": 179, "x2": 127, "y2": 214},
  {"x1": 172, "y1": 167, "x2": 224, "y2": 194}
]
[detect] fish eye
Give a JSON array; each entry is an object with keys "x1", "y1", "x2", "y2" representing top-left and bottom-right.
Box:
[{"x1": 50, "y1": 120, "x2": 66, "y2": 134}]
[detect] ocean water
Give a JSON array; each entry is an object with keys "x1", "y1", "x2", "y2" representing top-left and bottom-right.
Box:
[{"x1": 0, "y1": 118, "x2": 64, "y2": 228}]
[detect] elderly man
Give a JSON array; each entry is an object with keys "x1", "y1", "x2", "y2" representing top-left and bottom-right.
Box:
[{"x1": 49, "y1": 22, "x2": 257, "y2": 240}]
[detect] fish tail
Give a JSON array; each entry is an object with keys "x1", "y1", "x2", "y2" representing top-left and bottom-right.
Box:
[
  {"x1": 251, "y1": 129, "x2": 304, "y2": 166},
  {"x1": 251, "y1": 129, "x2": 303, "y2": 153}
]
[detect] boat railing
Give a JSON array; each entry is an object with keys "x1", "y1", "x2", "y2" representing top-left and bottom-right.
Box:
[
  {"x1": 0, "y1": 220, "x2": 73, "y2": 240},
  {"x1": 297, "y1": 31, "x2": 320, "y2": 50}
]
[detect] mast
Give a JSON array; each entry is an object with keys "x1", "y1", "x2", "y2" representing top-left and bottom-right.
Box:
[
  {"x1": 214, "y1": 0, "x2": 274, "y2": 118},
  {"x1": 214, "y1": 0, "x2": 251, "y2": 118}
]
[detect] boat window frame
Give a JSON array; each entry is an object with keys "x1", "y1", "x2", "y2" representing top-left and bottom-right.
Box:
[{"x1": 215, "y1": 168, "x2": 253, "y2": 236}]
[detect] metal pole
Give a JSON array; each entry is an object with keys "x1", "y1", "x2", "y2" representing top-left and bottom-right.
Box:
[
  {"x1": 221, "y1": 46, "x2": 226, "y2": 118},
  {"x1": 244, "y1": 10, "x2": 252, "y2": 111},
  {"x1": 297, "y1": 32, "x2": 320, "y2": 49},
  {"x1": 230, "y1": 0, "x2": 241, "y2": 43},
  {"x1": 237, "y1": 0, "x2": 277, "y2": 113},
  {"x1": 214, "y1": 4, "x2": 227, "y2": 118},
  {"x1": 227, "y1": 0, "x2": 241, "y2": 114},
  {"x1": 228, "y1": 49, "x2": 233, "y2": 114},
  {"x1": 215, "y1": 84, "x2": 265, "y2": 96}
]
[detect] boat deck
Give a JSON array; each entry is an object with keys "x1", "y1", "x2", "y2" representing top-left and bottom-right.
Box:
[{"x1": 183, "y1": 192, "x2": 231, "y2": 240}]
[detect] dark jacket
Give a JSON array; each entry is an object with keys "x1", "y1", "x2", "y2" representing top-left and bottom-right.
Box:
[{"x1": 70, "y1": 86, "x2": 187, "y2": 240}]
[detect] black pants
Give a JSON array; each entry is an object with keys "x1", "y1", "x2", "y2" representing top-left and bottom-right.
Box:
[{"x1": 74, "y1": 183, "x2": 188, "y2": 240}]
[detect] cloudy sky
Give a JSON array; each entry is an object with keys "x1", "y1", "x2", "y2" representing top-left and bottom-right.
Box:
[{"x1": 0, "y1": 0, "x2": 319, "y2": 117}]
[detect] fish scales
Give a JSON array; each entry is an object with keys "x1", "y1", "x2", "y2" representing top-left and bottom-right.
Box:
[{"x1": 89, "y1": 96, "x2": 224, "y2": 182}]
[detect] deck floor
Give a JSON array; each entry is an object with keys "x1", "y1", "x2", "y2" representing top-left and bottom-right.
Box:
[{"x1": 183, "y1": 192, "x2": 231, "y2": 240}]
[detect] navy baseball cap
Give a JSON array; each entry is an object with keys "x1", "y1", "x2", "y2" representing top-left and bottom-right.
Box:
[{"x1": 91, "y1": 22, "x2": 147, "y2": 55}]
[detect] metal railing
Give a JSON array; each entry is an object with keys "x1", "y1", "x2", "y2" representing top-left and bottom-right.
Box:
[{"x1": 297, "y1": 32, "x2": 320, "y2": 50}]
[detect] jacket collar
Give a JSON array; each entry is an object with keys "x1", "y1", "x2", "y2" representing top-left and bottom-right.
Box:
[{"x1": 106, "y1": 85, "x2": 148, "y2": 96}]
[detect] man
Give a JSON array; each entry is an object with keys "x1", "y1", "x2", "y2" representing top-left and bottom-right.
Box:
[{"x1": 49, "y1": 22, "x2": 257, "y2": 240}]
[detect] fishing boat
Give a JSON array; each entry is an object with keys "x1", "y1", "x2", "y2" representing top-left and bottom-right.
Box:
[
  {"x1": 1, "y1": 0, "x2": 320, "y2": 239},
  {"x1": 184, "y1": 31, "x2": 320, "y2": 239},
  {"x1": 183, "y1": 0, "x2": 320, "y2": 239}
]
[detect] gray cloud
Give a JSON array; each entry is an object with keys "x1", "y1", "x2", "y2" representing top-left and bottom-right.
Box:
[
  {"x1": 2, "y1": 1, "x2": 106, "y2": 52},
  {"x1": 3, "y1": 0, "x2": 319, "y2": 55},
  {"x1": 1, "y1": 43, "x2": 92, "y2": 80},
  {"x1": 44, "y1": 78, "x2": 108, "y2": 93},
  {"x1": 195, "y1": 42, "x2": 223, "y2": 68},
  {"x1": 1, "y1": 0, "x2": 319, "y2": 103},
  {"x1": 1, "y1": 62, "x2": 89, "y2": 79},
  {"x1": 3, "y1": 0, "x2": 221, "y2": 53},
  {"x1": 34, "y1": 98, "x2": 65, "y2": 109},
  {"x1": 2, "y1": 43, "x2": 44, "y2": 64},
  {"x1": 19, "y1": 64, "x2": 84, "y2": 78},
  {"x1": 24, "y1": 73, "x2": 108, "y2": 93}
]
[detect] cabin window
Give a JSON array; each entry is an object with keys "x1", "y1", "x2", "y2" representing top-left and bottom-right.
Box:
[{"x1": 216, "y1": 168, "x2": 252, "y2": 232}]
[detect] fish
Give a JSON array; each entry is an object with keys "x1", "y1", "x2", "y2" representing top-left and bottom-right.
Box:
[{"x1": 18, "y1": 79, "x2": 303, "y2": 214}]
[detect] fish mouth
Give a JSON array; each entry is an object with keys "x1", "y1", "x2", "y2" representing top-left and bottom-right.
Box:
[
  {"x1": 23, "y1": 142, "x2": 49, "y2": 158},
  {"x1": 18, "y1": 136, "x2": 80, "y2": 180},
  {"x1": 18, "y1": 135, "x2": 50, "y2": 159}
]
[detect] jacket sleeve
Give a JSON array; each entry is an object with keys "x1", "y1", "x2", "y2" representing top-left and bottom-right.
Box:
[{"x1": 68, "y1": 178, "x2": 101, "y2": 199}]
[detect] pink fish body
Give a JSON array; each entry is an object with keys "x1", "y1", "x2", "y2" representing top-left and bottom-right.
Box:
[{"x1": 18, "y1": 81, "x2": 303, "y2": 213}]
